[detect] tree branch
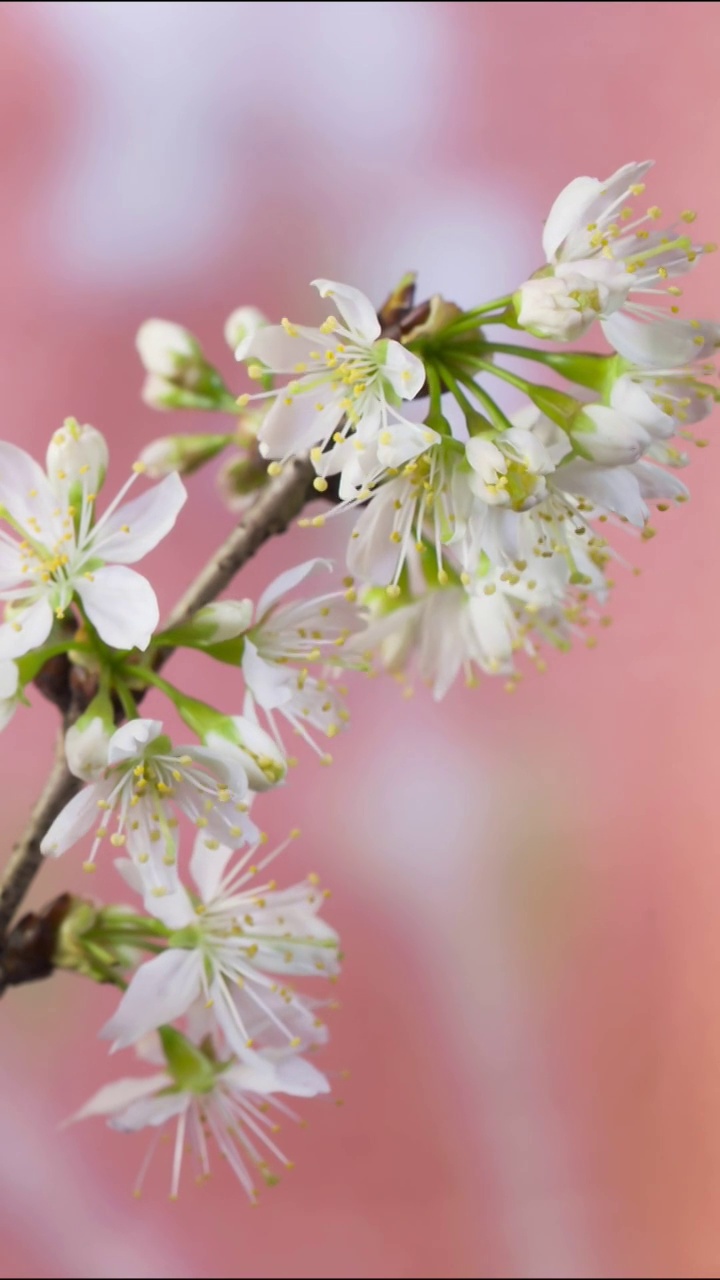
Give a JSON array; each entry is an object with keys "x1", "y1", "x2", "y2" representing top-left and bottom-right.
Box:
[{"x1": 0, "y1": 454, "x2": 315, "y2": 984}]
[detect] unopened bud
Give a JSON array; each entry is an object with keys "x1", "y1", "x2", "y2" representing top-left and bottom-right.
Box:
[
  {"x1": 47, "y1": 418, "x2": 109, "y2": 498},
  {"x1": 139, "y1": 432, "x2": 231, "y2": 478},
  {"x1": 189, "y1": 600, "x2": 254, "y2": 644},
  {"x1": 136, "y1": 319, "x2": 203, "y2": 380},
  {"x1": 224, "y1": 306, "x2": 268, "y2": 360},
  {"x1": 64, "y1": 694, "x2": 114, "y2": 781}
]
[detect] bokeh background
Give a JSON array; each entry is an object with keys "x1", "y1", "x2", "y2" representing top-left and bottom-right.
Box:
[{"x1": 1, "y1": 2, "x2": 719, "y2": 1276}]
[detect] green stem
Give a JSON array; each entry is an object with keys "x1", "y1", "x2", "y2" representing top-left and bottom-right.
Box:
[
  {"x1": 460, "y1": 355, "x2": 533, "y2": 394},
  {"x1": 435, "y1": 360, "x2": 481, "y2": 421},
  {"x1": 114, "y1": 679, "x2": 138, "y2": 721},
  {"x1": 125, "y1": 664, "x2": 183, "y2": 703},
  {"x1": 481, "y1": 341, "x2": 561, "y2": 366},
  {"x1": 424, "y1": 361, "x2": 445, "y2": 426},
  {"x1": 441, "y1": 362, "x2": 515, "y2": 433}
]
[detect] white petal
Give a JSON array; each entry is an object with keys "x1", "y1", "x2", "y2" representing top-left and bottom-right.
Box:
[
  {"x1": 572, "y1": 404, "x2": 650, "y2": 466},
  {"x1": 101, "y1": 949, "x2": 203, "y2": 1049},
  {"x1": 311, "y1": 279, "x2": 381, "y2": 342},
  {"x1": 90, "y1": 473, "x2": 187, "y2": 564},
  {"x1": 542, "y1": 175, "x2": 603, "y2": 261},
  {"x1": 180, "y1": 744, "x2": 250, "y2": 797},
  {"x1": 0, "y1": 539, "x2": 26, "y2": 591},
  {"x1": 375, "y1": 421, "x2": 439, "y2": 470},
  {"x1": 109, "y1": 1090, "x2": 189, "y2": 1132},
  {"x1": 346, "y1": 488, "x2": 403, "y2": 586},
  {"x1": 108, "y1": 719, "x2": 164, "y2": 764},
  {"x1": 610, "y1": 375, "x2": 674, "y2": 439},
  {"x1": 544, "y1": 161, "x2": 653, "y2": 262},
  {"x1": 204, "y1": 719, "x2": 286, "y2": 793},
  {"x1": 113, "y1": 857, "x2": 145, "y2": 895},
  {"x1": 629, "y1": 461, "x2": 689, "y2": 503},
  {"x1": 256, "y1": 558, "x2": 332, "y2": 620},
  {"x1": 258, "y1": 391, "x2": 343, "y2": 459},
  {"x1": 190, "y1": 833, "x2": 235, "y2": 903},
  {"x1": 380, "y1": 340, "x2": 426, "y2": 400},
  {"x1": 76, "y1": 565, "x2": 159, "y2": 651},
  {"x1": 554, "y1": 460, "x2": 647, "y2": 526},
  {"x1": 602, "y1": 313, "x2": 703, "y2": 368},
  {"x1": 40, "y1": 782, "x2": 105, "y2": 856},
  {"x1": 142, "y1": 885, "x2": 196, "y2": 930},
  {"x1": 227, "y1": 1054, "x2": 330, "y2": 1098},
  {"x1": 242, "y1": 640, "x2": 295, "y2": 710},
  {"x1": 0, "y1": 659, "x2": 19, "y2": 700},
  {"x1": 64, "y1": 716, "x2": 112, "y2": 781},
  {"x1": 0, "y1": 596, "x2": 54, "y2": 660},
  {"x1": 0, "y1": 442, "x2": 60, "y2": 542},
  {"x1": 246, "y1": 325, "x2": 321, "y2": 372},
  {"x1": 70, "y1": 1074, "x2": 171, "y2": 1122}
]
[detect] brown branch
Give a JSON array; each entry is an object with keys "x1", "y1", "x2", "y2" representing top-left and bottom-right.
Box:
[{"x1": 0, "y1": 454, "x2": 315, "y2": 987}]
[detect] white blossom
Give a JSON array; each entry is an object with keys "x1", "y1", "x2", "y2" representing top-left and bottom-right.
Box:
[
  {"x1": 40, "y1": 718, "x2": 258, "y2": 888},
  {"x1": 247, "y1": 279, "x2": 435, "y2": 488},
  {"x1": 73, "y1": 1030, "x2": 329, "y2": 1201},
  {"x1": 239, "y1": 559, "x2": 358, "y2": 759},
  {"x1": 521, "y1": 160, "x2": 719, "y2": 365},
  {"x1": 102, "y1": 829, "x2": 339, "y2": 1056},
  {"x1": 0, "y1": 431, "x2": 186, "y2": 659},
  {"x1": 342, "y1": 439, "x2": 474, "y2": 589}
]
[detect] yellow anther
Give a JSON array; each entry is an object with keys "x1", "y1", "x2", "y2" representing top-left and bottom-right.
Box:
[
  {"x1": 132, "y1": 461, "x2": 146, "y2": 474},
  {"x1": 313, "y1": 477, "x2": 329, "y2": 493}
]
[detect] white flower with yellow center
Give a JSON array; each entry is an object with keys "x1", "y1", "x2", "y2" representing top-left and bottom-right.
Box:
[
  {"x1": 102, "y1": 829, "x2": 339, "y2": 1058},
  {"x1": 239, "y1": 559, "x2": 358, "y2": 760},
  {"x1": 346, "y1": 440, "x2": 475, "y2": 589},
  {"x1": 246, "y1": 279, "x2": 435, "y2": 487},
  {"x1": 356, "y1": 574, "x2": 555, "y2": 698},
  {"x1": 517, "y1": 160, "x2": 719, "y2": 364},
  {"x1": 73, "y1": 1026, "x2": 329, "y2": 1201},
  {"x1": 466, "y1": 426, "x2": 558, "y2": 510},
  {"x1": 0, "y1": 421, "x2": 186, "y2": 658},
  {"x1": 40, "y1": 718, "x2": 258, "y2": 888}
]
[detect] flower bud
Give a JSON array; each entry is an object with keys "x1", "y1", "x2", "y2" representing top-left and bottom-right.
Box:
[
  {"x1": 136, "y1": 319, "x2": 203, "y2": 380},
  {"x1": 64, "y1": 694, "x2": 114, "y2": 781},
  {"x1": 188, "y1": 600, "x2": 254, "y2": 644},
  {"x1": 570, "y1": 403, "x2": 651, "y2": 465},
  {"x1": 47, "y1": 418, "x2": 109, "y2": 497},
  {"x1": 514, "y1": 274, "x2": 603, "y2": 342},
  {"x1": 218, "y1": 448, "x2": 270, "y2": 509},
  {"x1": 139, "y1": 432, "x2": 231, "y2": 478},
  {"x1": 224, "y1": 306, "x2": 268, "y2": 360},
  {"x1": 54, "y1": 900, "x2": 141, "y2": 982}
]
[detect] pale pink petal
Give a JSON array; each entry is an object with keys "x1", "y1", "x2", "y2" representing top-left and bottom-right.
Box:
[{"x1": 40, "y1": 782, "x2": 106, "y2": 856}]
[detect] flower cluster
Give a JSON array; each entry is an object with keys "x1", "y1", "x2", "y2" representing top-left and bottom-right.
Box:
[
  {"x1": 0, "y1": 423, "x2": 356, "y2": 1197},
  {"x1": 138, "y1": 160, "x2": 717, "y2": 695},
  {"x1": 0, "y1": 159, "x2": 716, "y2": 1203}
]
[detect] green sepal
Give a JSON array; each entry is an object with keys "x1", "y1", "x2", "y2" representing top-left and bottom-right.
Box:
[{"x1": 159, "y1": 1026, "x2": 218, "y2": 1094}]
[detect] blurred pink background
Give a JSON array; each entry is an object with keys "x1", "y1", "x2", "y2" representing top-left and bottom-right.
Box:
[{"x1": 1, "y1": 2, "x2": 719, "y2": 1275}]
